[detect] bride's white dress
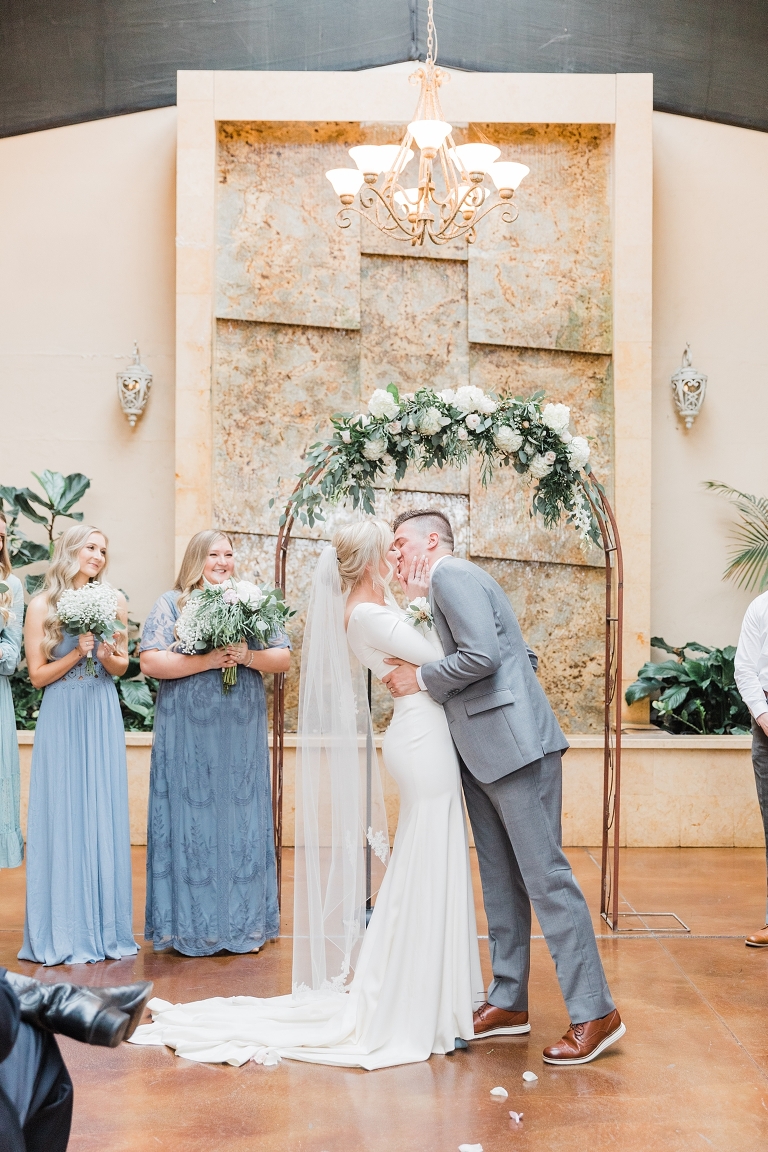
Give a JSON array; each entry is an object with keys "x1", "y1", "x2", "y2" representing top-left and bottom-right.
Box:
[{"x1": 129, "y1": 602, "x2": 484, "y2": 1070}]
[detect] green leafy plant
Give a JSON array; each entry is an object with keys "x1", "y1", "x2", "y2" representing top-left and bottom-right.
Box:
[
  {"x1": 0, "y1": 471, "x2": 91, "y2": 593},
  {"x1": 625, "y1": 636, "x2": 751, "y2": 735},
  {"x1": 9, "y1": 663, "x2": 43, "y2": 730},
  {"x1": 705, "y1": 481, "x2": 768, "y2": 593},
  {"x1": 116, "y1": 616, "x2": 158, "y2": 731}
]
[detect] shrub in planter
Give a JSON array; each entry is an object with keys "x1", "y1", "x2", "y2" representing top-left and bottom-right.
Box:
[{"x1": 625, "y1": 636, "x2": 751, "y2": 735}]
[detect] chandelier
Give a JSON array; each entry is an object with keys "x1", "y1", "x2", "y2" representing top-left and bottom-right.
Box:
[{"x1": 325, "y1": 0, "x2": 529, "y2": 247}]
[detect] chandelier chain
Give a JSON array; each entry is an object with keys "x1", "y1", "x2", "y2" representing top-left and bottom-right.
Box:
[{"x1": 426, "y1": 0, "x2": 437, "y2": 65}]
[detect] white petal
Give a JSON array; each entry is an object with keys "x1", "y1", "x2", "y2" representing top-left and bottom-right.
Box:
[
  {"x1": 490, "y1": 1086, "x2": 508, "y2": 1098},
  {"x1": 509, "y1": 1111, "x2": 524, "y2": 1123},
  {"x1": 458, "y1": 1145, "x2": 483, "y2": 1152},
  {"x1": 522, "y1": 1070, "x2": 538, "y2": 1082}
]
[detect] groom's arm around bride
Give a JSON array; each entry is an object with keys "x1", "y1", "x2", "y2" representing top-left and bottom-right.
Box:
[{"x1": 386, "y1": 509, "x2": 624, "y2": 1067}]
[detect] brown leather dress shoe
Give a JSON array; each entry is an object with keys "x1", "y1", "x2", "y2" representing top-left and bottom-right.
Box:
[
  {"x1": 745, "y1": 925, "x2": 768, "y2": 947},
  {"x1": 472, "y1": 1002, "x2": 530, "y2": 1039},
  {"x1": 543, "y1": 1009, "x2": 625, "y2": 1065}
]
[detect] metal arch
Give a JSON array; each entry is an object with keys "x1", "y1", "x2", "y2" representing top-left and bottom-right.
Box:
[{"x1": 270, "y1": 474, "x2": 624, "y2": 923}]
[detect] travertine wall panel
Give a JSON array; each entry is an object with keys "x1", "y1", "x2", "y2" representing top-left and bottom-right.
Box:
[
  {"x1": 468, "y1": 124, "x2": 612, "y2": 354},
  {"x1": 213, "y1": 318, "x2": 360, "y2": 535},
  {"x1": 216, "y1": 122, "x2": 361, "y2": 329},
  {"x1": 469, "y1": 345, "x2": 612, "y2": 565},
  {"x1": 476, "y1": 557, "x2": 604, "y2": 732},
  {"x1": 360, "y1": 254, "x2": 469, "y2": 397}
]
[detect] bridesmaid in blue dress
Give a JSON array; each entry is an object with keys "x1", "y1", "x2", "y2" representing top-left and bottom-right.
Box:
[
  {"x1": 0, "y1": 512, "x2": 24, "y2": 869},
  {"x1": 140, "y1": 530, "x2": 290, "y2": 956},
  {"x1": 19, "y1": 524, "x2": 137, "y2": 966}
]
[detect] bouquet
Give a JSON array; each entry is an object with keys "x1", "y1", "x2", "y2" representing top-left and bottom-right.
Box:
[
  {"x1": 175, "y1": 578, "x2": 294, "y2": 693},
  {"x1": 404, "y1": 597, "x2": 433, "y2": 630},
  {"x1": 56, "y1": 583, "x2": 125, "y2": 676}
]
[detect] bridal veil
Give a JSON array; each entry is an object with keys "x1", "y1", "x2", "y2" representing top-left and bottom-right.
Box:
[{"x1": 292, "y1": 545, "x2": 389, "y2": 993}]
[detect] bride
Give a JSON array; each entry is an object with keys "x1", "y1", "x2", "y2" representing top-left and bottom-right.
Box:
[{"x1": 129, "y1": 519, "x2": 484, "y2": 1069}]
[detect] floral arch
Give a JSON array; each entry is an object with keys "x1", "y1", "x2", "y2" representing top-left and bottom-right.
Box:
[{"x1": 271, "y1": 383, "x2": 624, "y2": 930}]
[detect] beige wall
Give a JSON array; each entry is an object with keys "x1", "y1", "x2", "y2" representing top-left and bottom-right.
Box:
[
  {"x1": 651, "y1": 112, "x2": 768, "y2": 655},
  {"x1": 0, "y1": 107, "x2": 177, "y2": 625}
]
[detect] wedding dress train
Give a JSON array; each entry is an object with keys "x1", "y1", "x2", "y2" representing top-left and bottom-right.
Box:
[{"x1": 129, "y1": 602, "x2": 484, "y2": 1070}]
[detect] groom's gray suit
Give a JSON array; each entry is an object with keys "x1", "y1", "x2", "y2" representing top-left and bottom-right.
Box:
[{"x1": 420, "y1": 556, "x2": 614, "y2": 1025}]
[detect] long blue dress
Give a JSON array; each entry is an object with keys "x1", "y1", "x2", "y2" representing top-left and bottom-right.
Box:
[
  {"x1": 0, "y1": 574, "x2": 24, "y2": 869},
  {"x1": 18, "y1": 634, "x2": 138, "y2": 966},
  {"x1": 141, "y1": 591, "x2": 286, "y2": 956}
]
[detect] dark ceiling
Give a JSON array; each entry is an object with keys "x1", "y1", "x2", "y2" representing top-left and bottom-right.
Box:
[{"x1": 1, "y1": 0, "x2": 767, "y2": 138}]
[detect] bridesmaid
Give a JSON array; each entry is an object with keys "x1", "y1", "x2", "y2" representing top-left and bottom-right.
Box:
[
  {"x1": 19, "y1": 524, "x2": 137, "y2": 965},
  {"x1": 140, "y1": 530, "x2": 290, "y2": 956},
  {"x1": 0, "y1": 512, "x2": 24, "y2": 869}
]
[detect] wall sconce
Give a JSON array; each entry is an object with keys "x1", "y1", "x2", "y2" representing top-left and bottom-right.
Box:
[
  {"x1": 671, "y1": 344, "x2": 707, "y2": 430},
  {"x1": 117, "y1": 343, "x2": 152, "y2": 428}
]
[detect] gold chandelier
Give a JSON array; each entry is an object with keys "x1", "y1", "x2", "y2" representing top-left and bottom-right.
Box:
[{"x1": 325, "y1": 1, "x2": 529, "y2": 247}]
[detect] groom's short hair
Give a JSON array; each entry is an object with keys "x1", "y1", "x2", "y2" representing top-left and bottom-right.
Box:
[{"x1": 392, "y1": 508, "x2": 454, "y2": 550}]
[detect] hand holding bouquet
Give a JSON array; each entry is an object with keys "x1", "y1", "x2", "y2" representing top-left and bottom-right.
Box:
[
  {"x1": 56, "y1": 583, "x2": 125, "y2": 675},
  {"x1": 176, "y1": 578, "x2": 294, "y2": 693}
]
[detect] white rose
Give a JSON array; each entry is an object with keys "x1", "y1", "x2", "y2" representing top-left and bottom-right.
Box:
[
  {"x1": 465, "y1": 413, "x2": 482, "y2": 431},
  {"x1": 439, "y1": 388, "x2": 456, "y2": 403},
  {"x1": 541, "y1": 403, "x2": 571, "y2": 435},
  {"x1": 387, "y1": 420, "x2": 402, "y2": 434},
  {"x1": 544, "y1": 450, "x2": 557, "y2": 464},
  {"x1": 529, "y1": 453, "x2": 554, "y2": 479},
  {"x1": 236, "y1": 580, "x2": 265, "y2": 608},
  {"x1": 452, "y1": 385, "x2": 497, "y2": 415},
  {"x1": 367, "y1": 389, "x2": 400, "y2": 421},
  {"x1": 567, "y1": 436, "x2": 590, "y2": 469},
  {"x1": 340, "y1": 429, "x2": 351, "y2": 444},
  {"x1": 417, "y1": 407, "x2": 444, "y2": 436},
  {"x1": 456, "y1": 426, "x2": 469, "y2": 441},
  {"x1": 362, "y1": 436, "x2": 388, "y2": 460},
  {"x1": 493, "y1": 425, "x2": 523, "y2": 454},
  {"x1": 559, "y1": 429, "x2": 573, "y2": 443}
]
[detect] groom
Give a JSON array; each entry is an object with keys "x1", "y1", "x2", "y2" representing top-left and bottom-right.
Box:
[{"x1": 384, "y1": 509, "x2": 624, "y2": 1065}]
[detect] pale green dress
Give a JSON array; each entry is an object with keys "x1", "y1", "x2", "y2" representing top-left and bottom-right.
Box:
[{"x1": 0, "y1": 574, "x2": 24, "y2": 868}]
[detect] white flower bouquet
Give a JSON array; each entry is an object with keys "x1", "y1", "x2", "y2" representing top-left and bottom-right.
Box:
[
  {"x1": 175, "y1": 578, "x2": 294, "y2": 693},
  {"x1": 56, "y1": 583, "x2": 124, "y2": 676},
  {"x1": 404, "y1": 597, "x2": 434, "y2": 630}
]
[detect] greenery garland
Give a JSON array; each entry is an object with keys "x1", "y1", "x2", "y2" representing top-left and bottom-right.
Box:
[{"x1": 275, "y1": 383, "x2": 602, "y2": 546}]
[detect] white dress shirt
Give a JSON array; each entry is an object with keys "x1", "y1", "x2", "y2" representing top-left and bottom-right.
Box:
[
  {"x1": 735, "y1": 590, "x2": 768, "y2": 721},
  {"x1": 413, "y1": 553, "x2": 451, "y2": 691}
]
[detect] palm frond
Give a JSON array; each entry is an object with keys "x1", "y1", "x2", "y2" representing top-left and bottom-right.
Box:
[{"x1": 704, "y1": 481, "x2": 768, "y2": 592}]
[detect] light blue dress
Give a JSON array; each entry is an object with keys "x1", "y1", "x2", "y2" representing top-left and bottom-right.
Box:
[
  {"x1": 141, "y1": 591, "x2": 286, "y2": 956},
  {"x1": 18, "y1": 633, "x2": 138, "y2": 965},
  {"x1": 0, "y1": 574, "x2": 24, "y2": 869}
]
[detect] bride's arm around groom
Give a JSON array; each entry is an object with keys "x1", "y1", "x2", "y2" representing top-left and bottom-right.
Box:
[{"x1": 386, "y1": 509, "x2": 624, "y2": 1067}]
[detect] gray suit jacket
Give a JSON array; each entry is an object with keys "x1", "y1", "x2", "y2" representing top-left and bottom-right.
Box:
[{"x1": 420, "y1": 557, "x2": 569, "y2": 783}]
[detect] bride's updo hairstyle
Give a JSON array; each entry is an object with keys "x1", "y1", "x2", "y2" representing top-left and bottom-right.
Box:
[{"x1": 333, "y1": 519, "x2": 394, "y2": 594}]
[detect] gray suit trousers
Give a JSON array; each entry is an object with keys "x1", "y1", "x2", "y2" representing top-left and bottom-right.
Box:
[
  {"x1": 751, "y1": 720, "x2": 768, "y2": 922},
  {"x1": 462, "y1": 750, "x2": 615, "y2": 1024}
]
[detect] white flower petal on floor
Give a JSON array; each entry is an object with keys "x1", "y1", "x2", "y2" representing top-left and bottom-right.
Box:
[
  {"x1": 458, "y1": 1145, "x2": 483, "y2": 1152},
  {"x1": 489, "y1": 1086, "x2": 508, "y2": 1098},
  {"x1": 522, "y1": 1070, "x2": 538, "y2": 1082},
  {"x1": 509, "y1": 1111, "x2": 524, "y2": 1123}
]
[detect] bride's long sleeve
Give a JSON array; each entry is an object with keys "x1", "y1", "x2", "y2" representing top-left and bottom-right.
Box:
[{"x1": 353, "y1": 604, "x2": 437, "y2": 670}]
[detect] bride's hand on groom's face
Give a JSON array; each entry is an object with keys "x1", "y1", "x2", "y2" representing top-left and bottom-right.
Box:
[
  {"x1": 383, "y1": 659, "x2": 421, "y2": 698},
  {"x1": 399, "y1": 555, "x2": 430, "y2": 599}
]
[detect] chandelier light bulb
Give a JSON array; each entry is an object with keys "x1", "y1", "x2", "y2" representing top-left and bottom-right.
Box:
[
  {"x1": 488, "y1": 162, "x2": 530, "y2": 194},
  {"x1": 408, "y1": 119, "x2": 452, "y2": 154},
  {"x1": 325, "y1": 168, "x2": 365, "y2": 203},
  {"x1": 450, "y1": 143, "x2": 501, "y2": 175}
]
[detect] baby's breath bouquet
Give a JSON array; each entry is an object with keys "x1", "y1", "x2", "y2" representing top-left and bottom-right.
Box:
[
  {"x1": 175, "y1": 578, "x2": 294, "y2": 693},
  {"x1": 56, "y1": 583, "x2": 124, "y2": 676}
]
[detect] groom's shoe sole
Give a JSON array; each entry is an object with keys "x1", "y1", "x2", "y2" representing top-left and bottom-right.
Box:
[
  {"x1": 470, "y1": 1023, "x2": 531, "y2": 1039},
  {"x1": 542, "y1": 1021, "x2": 625, "y2": 1065}
]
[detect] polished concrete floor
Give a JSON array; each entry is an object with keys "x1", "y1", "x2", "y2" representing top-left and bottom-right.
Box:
[{"x1": 2, "y1": 847, "x2": 768, "y2": 1151}]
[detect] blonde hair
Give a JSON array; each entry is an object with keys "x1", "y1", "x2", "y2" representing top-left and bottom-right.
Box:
[
  {"x1": 40, "y1": 524, "x2": 110, "y2": 659},
  {"x1": 332, "y1": 519, "x2": 394, "y2": 594},
  {"x1": 174, "y1": 530, "x2": 237, "y2": 612},
  {"x1": 0, "y1": 511, "x2": 12, "y2": 625}
]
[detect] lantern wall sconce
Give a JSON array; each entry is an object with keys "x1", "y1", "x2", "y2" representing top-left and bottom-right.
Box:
[
  {"x1": 117, "y1": 343, "x2": 152, "y2": 428},
  {"x1": 671, "y1": 344, "x2": 707, "y2": 430}
]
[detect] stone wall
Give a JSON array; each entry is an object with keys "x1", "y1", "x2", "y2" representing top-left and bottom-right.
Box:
[{"x1": 213, "y1": 121, "x2": 614, "y2": 732}]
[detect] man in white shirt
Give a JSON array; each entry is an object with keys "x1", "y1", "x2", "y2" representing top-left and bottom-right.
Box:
[{"x1": 734, "y1": 589, "x2": 768, "y2": 947}]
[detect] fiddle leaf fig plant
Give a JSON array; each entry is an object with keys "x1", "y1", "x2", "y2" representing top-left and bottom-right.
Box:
[{"x1": 0, "y1": 471, "x2": 91, "y2": 593}]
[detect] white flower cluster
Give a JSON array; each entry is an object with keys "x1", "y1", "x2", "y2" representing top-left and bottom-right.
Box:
[
  {"x1": 404, "y1": 597, "x2": 434, "y2": 630},
  {"x1": 175, "y1": 597, "x2": 208, "y2": 653},
  {"x1": 367, "y1": 388, "x2": 400, "y2": 421},
  {"x1": 56, "y1": 583, "x2": 119, "y2": 638},
  {"x1": 567, "y1": 436, "x2": 590, "y2": 469},
  {"x1": 451, "y1": 385, "x2": 497, "y2": 415},
  {"x1": 494, "y1": 425, "x2": 524, "y2": 454}
]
